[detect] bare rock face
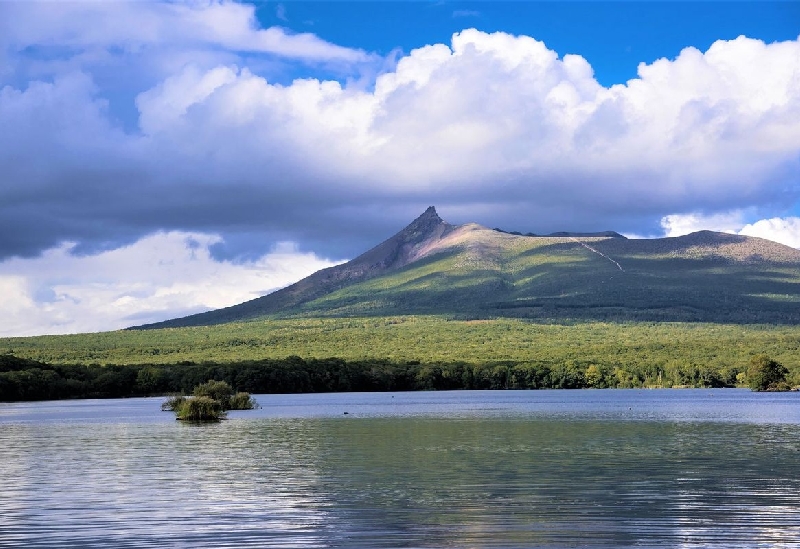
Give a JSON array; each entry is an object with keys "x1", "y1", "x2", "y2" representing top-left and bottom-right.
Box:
[
  {"x1": 301, "y1": 206, "x2": 453, "y2": 285},
  {"x1": 348, "y1": 206, "x2": 454, "y2": 272}
]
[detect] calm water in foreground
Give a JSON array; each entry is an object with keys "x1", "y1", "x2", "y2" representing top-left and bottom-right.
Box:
[{"x1": 1, "y1": 389, "x2": 799, "y2": 548}]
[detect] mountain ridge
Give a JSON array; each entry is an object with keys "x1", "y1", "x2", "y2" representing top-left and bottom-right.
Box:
[
  {"x1": 131, "y1": 207, "x2": 800, "y2": 329},
  {"x1": 132, "y1": 207, "x2": 456, "y2": 329}
]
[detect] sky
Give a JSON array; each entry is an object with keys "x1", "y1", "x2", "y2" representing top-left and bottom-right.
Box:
[{"x1": 1, "y1": 1, "x2": 799, "y2": 337}]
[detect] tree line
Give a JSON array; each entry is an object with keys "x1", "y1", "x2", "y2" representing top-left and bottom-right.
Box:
[{"x1": 3, "y1": 352, "x2": 787, "y2": 403}]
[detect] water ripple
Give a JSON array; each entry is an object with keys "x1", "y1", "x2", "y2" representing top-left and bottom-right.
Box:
[{"x1": 1, "y1": 391, "x2": 799, "y2": 548}]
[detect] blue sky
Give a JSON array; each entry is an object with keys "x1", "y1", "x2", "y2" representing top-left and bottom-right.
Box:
[{"x1": 0, "y1": 1, "x2": 799, "y2": 335}]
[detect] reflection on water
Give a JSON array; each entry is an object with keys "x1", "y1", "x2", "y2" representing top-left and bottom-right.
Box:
[{"x1": 1, "y1": 390, "x2": 799, "y2": 548}]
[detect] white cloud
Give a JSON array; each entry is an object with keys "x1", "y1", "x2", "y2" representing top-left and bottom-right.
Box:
[
  {"x1": 275, "y1": 4, "x2": 289, "y2": 23},
  {"x1": 660, "y1": 212, "x2": 800, "y2": 249},
  {"x1": 4, "y1": 24, "x2": 799, "y2": 238},
  {"x1": 739, "y1": 217, "x2": 800, "y2": 249},
  {"x1": 127, "y1": 29, "x2": 800, "y2": 203},
  {"x1": 0, "y1": 232, "x2": 341, "y2": 336},
  {"x1": 660, "y1": 212, "x2": 746, "y2": 237},
  {"x1": 136, "y1": 64, "x2": 239, "y2": 135},
  {"x1": 0, "y1": 1, "x2": 370, "y2": 65}
]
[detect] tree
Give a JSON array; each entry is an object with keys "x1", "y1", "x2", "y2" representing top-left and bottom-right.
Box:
[
  {"x1": 747, "y1": 355, "x2": 789, "y2": 392},
  {"x1": 135, "y1": 366, "x2": 164, "y2": 395},
  {"x1": 193, "y1": 379, "x2": 235, "y2": 409},
  {"x1": 585, "y1": 365, "x2": 604, "y2": 388}
]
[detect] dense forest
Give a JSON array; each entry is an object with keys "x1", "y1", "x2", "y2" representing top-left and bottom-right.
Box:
[
  {"x1": 6, "y1": 317, "x2": 800, "y2": 370},
  {"x1": 0, "y1": 348, "x2": 790, "y2": 403},
  {"x1": 3, "y1": 317, "x2": 799, "y2": 402}
]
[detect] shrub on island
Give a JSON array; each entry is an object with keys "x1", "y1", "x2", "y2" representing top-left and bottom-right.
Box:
[
  {"x1": 175, "y1": 395, "x2": 224, "y2": 421},
  {"x1": 160, "y1": 394, "x2": 186, "y2": 412},
  {"x1": 229, "y1": 391, "x2": 258, "y2": 410},
  {"x1": 162, "y1": 380, "x2": 257, "y2": 421}
]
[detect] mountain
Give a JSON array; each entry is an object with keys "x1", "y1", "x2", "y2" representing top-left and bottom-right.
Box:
[
  {"x1": 132, "y1": 207, "x2": 800, "y2": 328},
  {"x1": 495, "y1": 228, "x2": 626, "y2": 238}
]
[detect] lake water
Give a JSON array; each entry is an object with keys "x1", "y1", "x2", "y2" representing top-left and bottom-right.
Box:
[{"x1": 1, "y1": 389, "x2": 799, "y2": 548}]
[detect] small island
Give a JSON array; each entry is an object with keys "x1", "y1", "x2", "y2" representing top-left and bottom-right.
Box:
[{"x1": 162, "y1": 379, "x2": 258, "y2": 421}]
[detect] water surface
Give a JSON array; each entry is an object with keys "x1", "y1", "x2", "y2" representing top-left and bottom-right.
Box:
[{"x1": 1, "y1": 389, "x2": 799, "y2": 548}]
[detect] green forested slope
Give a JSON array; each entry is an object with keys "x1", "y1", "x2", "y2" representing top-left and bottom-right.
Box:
[
  {"x1": 3, "y1": 317, "x2": 799, "y2": 382},
  {"x1": 272, "y1": 229, "x2": 800, "y2": 324},
  {"x1": 2, "y1": 316, "x2": 799, "y2": 401}
]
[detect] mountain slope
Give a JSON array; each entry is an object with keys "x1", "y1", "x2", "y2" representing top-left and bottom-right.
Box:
[
  {"x1": 133, "y1": 208, "x2": 800, "y2": 328},
  {"x1": 134, "y1": 207, "x2": 456, "y2": 328}
]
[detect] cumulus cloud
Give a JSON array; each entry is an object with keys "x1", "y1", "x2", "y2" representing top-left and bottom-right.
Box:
[
  {"x1": 659, "y1": 212, "x2": 800, "y2": 249},
  {"x1": 1, "y1": 4, "x2": 800, "y2": 334},
  {"x1": 0, "y1": 232, "x2": 341, "y2": 336},
  {"x1": 2, "y1": 22, "x2": 799, "y2": 261},
  {"x1": 660, "y1": 212, "x2": 746, "y2": 237},
  {"x1": 740, "y1": 217, "x2": 800, "y2": 249},
  {"x1": 135, "y1": 30, "x2": 800, "y2": 225}
]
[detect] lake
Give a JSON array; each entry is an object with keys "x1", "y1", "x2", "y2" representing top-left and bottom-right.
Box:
[{"x1": 1, "y1": 389, "x2": 799, "y2": 548}]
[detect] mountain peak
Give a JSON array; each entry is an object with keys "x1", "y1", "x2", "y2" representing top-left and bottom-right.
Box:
[
  {"x1": 401, "y1": 206, "x2": 445, "y2": 237},
  {"x1": 420, "y1": 205, "x2": 440, "y2": 220},
  {"x1": 349, "y1": 206, "x2": 452, "y2": 272}
]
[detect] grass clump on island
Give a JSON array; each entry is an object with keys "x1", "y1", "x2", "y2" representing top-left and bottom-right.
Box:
[{"x1": 162, "y1": 379, "x2": 258, "y2": 421}]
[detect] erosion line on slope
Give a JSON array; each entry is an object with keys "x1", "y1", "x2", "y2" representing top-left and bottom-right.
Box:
[{"x1": 569, "y1": 237, "x2": 624, "y2": 272}]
